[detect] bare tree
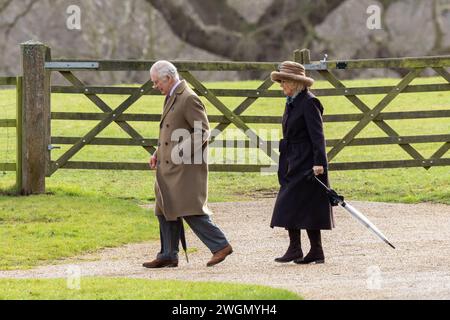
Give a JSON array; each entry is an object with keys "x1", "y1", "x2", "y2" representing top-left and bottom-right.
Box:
[
  {"x1": 1, "y1": 0, "x2": 449, "y2": 82},
  {"x1": 0, "y1": 0, "x2": 38, "y2": 38},
  {"x1": 145, "y1": 0, "x2": 344, "y2": 61},
  {"x1": 0, "y1": 0, "x2": 163, "y2": 82}
]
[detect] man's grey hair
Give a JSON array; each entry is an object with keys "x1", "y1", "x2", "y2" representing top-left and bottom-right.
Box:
[{"x1": 150, "y1": 60, "x2": 179, "y2": 81}]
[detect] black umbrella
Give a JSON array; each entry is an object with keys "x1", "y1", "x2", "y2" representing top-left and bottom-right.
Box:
[{"x1": 313, "y1": 175, "x2": 395, "y2": 249}]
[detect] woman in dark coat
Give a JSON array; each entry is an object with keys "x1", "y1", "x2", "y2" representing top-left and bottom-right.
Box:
[{"x1": 270, "y1": 61, "x2": 334, "y2": 264}]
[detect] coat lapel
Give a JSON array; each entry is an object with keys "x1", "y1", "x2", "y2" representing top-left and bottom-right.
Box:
[{"x1": 160, "y1": 80, "x2": 187, "y2": 124}]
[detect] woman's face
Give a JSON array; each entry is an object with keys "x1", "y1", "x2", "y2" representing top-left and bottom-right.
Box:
[{"x1": 280, "y1": 80, "x2": 302, "y2": 97}]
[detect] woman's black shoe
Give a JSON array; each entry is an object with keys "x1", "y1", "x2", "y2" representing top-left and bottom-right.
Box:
[
  {"x1": 295, "y1": 230, "x2": 325, "y2": 264},
  {"x1": 275, "y1": 229, "x2": 303, "y2": 263},
  {"x1": 294, "y1": 251, "x2": 324, "y2": 264},
  {"x1": 275, "y1": 250, "x2": 303, "y2": 263}
]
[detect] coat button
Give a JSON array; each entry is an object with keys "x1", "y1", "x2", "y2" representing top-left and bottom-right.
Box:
[
  {"x1": 166, "y1": 160, "x2": 169, "y2": 164},
  {"x1": 165, "y1": 142, "x2": 168, "y2": 146},
  {"x1": 166, "y1": 124, "x2": 169, "y2": 128}
]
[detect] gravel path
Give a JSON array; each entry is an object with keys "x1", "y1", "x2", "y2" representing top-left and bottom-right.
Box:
[{"x1": 1, "y1": 199, "x2": 450, "y2": 300}]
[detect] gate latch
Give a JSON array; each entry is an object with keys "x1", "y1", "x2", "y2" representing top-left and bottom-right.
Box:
[{"x1": 48, "y1": 144, "x2": 61, "y2": 151}]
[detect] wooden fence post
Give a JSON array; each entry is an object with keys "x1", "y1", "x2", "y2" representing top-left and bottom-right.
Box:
[
  {"x1": 293, "y1": 49, "x2": 301, "y2": 63},
  {"x1": 20, "y1": 41, "x2": 51, "y2": 195},
  {"x1": 294, "y1": 48, "x2": 311, "y2": 65}
]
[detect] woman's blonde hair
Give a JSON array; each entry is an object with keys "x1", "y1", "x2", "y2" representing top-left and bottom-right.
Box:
[{"x1": 284, "y1": 80, "x2": 307, "y2": 95}]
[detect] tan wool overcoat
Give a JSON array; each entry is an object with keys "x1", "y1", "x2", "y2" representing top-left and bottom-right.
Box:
[{"x1": 154, "y1": 80, "x2": 212, "y2": 221}]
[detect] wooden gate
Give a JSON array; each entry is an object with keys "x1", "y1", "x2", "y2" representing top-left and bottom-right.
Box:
[
  {"x1": 17, "y1": 42, "x2": 450, "y2": 194},
  {"x1": 294, "y1": 49, "x2": 450, "y2": 170}
]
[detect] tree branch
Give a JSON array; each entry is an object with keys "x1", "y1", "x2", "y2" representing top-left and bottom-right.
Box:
[
  {"x1": 1, "y1": 0, "x2": 38, "y2": 38},
  {"x1": 0, "y1": 0, "x2": 13, "y2": 13},
  {"x1": 146, "y1": 0, "x2": 346, "y2": 61},
  {"x1": 145, "y1": 0, "x2": 243, "y2": 58},
  {"x1": 256, "y1": 0, "x2": 285, "y2": 27},
  {"x1": 188, "y1": 0, "x2": 249, "y2": 32}
]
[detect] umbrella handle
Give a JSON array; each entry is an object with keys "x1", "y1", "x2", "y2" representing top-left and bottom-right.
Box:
[
  {"x1": 313, "y1": 175, "x2": 330, "y2": 190},
  {"x1": 313, "y1": 175, "x2": 344, "y2": 206}
]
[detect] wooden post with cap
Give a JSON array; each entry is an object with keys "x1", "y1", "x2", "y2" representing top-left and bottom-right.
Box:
[
  {"x1": 294, "y1": 49, "x2": 312, "y2": 80},
  {"x1": 293, "y1": 48, "x2": 311, "y2": 65},
  {"x1": 20, "y1": 41, "x2": 51, "y2": 195}
]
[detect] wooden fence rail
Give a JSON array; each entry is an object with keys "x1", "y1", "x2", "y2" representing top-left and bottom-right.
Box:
[
  {"x1": 0, "y1": 77, "x2": 16, "y2": 86},
  {"x1": 46, "y1": 55, "x2": 450, "y2": 71}
]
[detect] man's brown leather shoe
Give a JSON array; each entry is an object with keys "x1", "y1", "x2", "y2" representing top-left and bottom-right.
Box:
[
  {"x1": 206, "y1": 244, "x2": 233, "y2": 267},
  {"x1": 142, "y1": 258, "x2": 178, "y2": 268}
]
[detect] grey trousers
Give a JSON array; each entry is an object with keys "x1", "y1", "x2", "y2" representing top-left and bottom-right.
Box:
[{"x1": 156, "y1": 214, "x2": 229, "y2": 261}]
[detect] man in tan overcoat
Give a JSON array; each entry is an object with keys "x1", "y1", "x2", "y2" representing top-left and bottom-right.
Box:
[{"x1": 143, "y1": 60, "x2": 233, "y2": 268}]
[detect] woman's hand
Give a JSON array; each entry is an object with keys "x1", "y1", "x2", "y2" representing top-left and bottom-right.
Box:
[
  {"x1": 149, "y1": 154, "x2": 157, "y2": 170},
  {"x1": 313, "y1": 165, "x2": 324, "y2": 176}
]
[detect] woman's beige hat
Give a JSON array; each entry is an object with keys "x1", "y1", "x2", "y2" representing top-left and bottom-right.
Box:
[{"x1": 270, "y1": 61, "x2": 314, "y2": 87}]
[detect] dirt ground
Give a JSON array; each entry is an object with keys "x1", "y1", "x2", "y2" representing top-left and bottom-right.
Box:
[{"x1": 1, "y1": 199, "x2": 450, "y2": 300}]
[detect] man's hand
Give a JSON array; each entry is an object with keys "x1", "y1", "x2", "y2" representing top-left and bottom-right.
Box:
[
  {"x1": 313, "y1": 165, "x2": 324, "y2": 176},
  {"x1": 149, "y1": 154, "x2": 157, "y2": 170}
]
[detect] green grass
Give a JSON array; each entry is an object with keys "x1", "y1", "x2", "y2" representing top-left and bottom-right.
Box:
[
  {"x1": 1, "y1": 77, "x2": 449, "y2": 203},
  {"x1": 0, "y1": 194, "x2": 158, "y2": 270},
  {"x1": 0, "y1": 77, "x2": 449, "y2": 272},
  {"x1": 0, "y1": 278, "x2": 301, "y2": 300}
]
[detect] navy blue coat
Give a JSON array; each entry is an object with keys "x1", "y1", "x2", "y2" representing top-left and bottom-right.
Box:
[{"x1": 271, "y1": 89, "x2": 334, "y2": 230}]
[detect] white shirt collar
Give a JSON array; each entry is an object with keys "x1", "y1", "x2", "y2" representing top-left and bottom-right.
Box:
[{"x1": 169, "y1": 79, "x2": 182, "y2": 97}]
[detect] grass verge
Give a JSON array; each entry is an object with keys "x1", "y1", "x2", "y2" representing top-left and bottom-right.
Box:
[
  {"x1": 0, "y1": 278, "x2": 301, "y2": 300},
  {"x1": 0, "y1": 194, "x2": 158, "y2": 270}
]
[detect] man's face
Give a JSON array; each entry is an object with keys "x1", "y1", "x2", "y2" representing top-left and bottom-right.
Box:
[{"x1": 151, "y1": 71, "x2": 174, "y2": 96}]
